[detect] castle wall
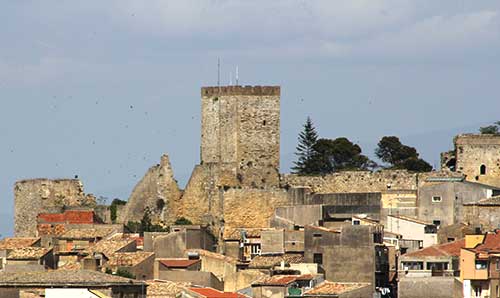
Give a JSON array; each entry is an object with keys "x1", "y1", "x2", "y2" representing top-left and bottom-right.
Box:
[
  {"x1": 455, "y1": 134, "x2": 500, "y2": 187},
  {"x1": 14, "y1": 179, "x2": 95, "y2": 237},
  {"x1": 119, "y1": 154, "x2": 182, "y2": 225}
]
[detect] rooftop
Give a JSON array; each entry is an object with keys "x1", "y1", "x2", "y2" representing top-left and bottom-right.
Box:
[
  {"x1": 37, "y1": 210, "x2": 99, "y2": 224},
  {"x1": 307, "y1": 225, "x2": 341, "y2": 233},
  {"x1": 464, "y1": 196, "x2": 500, "y2": 206},
  {"x1": 252, "y1": 274, "x2": 314, "y2": 286},
  {"x1": 60, "y1": 227, "x2": 117, "y2": 239},
  {"x1": 303, "y1": 281, "x2": 370, "y2": 296},
  {"x1": 249, "y1": 253, "x2": 305, "y2": 269},
  {"x1": 403, "y1": 239, "x2": 465, "y2": 258},
  {"x1": 159, "y1": 259, "x2": 201, "y2": 268},
  {"x1": 107, "y1": 252, "x2": 155, "y2": 267},
  {"x1": 387, "y1": 215, "x2": 433, "y2": 226},
  {"x1": 223, "y1": 227, "x2": 275, "y2": 241},
  {"x1": 7, "y1": 247, "x2": 51, "y2": 260},
  {"x1": 0, "y1": 270, "x2": 144, "y2": 287},
  {"x1": 471, "y1": 230, "x2": 500, "y2": 253},
  {"x1": 147, "y1": 280, "x2": 191, "y2": 298},
  {"x1": 189, "y1": 287, "x2": 248, "y2": 298},
  {"x1": 187, "y1": 249, "x2": 239, "y2": 265},
  {"x1": 84, "y1": 239, "x2": 136, "y2": 257},
  {"x1": 0, "y1": 237, "x2": 40, "y2": 250}
]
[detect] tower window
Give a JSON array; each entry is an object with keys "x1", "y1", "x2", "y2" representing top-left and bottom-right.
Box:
[
  {"x1": 262, "y1": 120, "x2": 266, "y2": 126},
  {"x1": 480, "y1": 165, "x2": 487, "y2": 175}
]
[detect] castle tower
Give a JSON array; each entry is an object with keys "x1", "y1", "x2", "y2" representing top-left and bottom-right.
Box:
[{"x1": 200, "y1": 86, "x2": 280, "y2": 188}]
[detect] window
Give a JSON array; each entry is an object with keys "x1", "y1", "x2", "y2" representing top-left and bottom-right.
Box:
[
  {"x1": 353, "y1": 220, "x2": 360, "y2": 225},
  {"x1": 426, "y1": 262, "x2": 448, "y2": 271},
  {"x1": 402, "y1": 261, "x2": 424, "y2": 270},
  {"x1": 432, "y1": 196, "x2": 442, "y2": 203},
  {"x1": 475, "y1": 260, "x2": 488, "y2": 270},
  {"x1": 313, "y1": 233, "x2": 322, "y2": 238},
  {"x1": 313, "y1": 253, "x2": 323, "y2": 265},
  {"x1": 481, "y1": 164, "x2": 487, "y2": 175},
  {"x1": 496, "y1": 259, "x2": 500, "y2": 271},
  {"x1": 447, "y1": 238, "x2": 455, "y2": 242},
  {"x1": 433, "y1": 220, "x2": 441, "y2": 228}
]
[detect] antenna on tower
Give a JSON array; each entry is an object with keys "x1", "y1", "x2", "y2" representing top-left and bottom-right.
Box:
[
  {"x1": 217, "y1": 58, "x2": 220, "y2": 88},
  {"x1": 236, "y1": 66, "x2": 239, "y2": 86}
]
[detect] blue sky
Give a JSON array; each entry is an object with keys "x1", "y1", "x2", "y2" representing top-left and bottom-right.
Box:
[{"x1": 1, "y1": 1, "x2": 500, "y2": 237}]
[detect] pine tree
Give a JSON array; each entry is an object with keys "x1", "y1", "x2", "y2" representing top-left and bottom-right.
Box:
[{"x1": 292, "y1": 117, "x2": 319, "y2": 174}]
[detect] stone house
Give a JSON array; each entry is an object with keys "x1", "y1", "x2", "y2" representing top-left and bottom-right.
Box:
[
  {"x1": 463, "y1": 196, "x2": 500, "y2": 231},
  {"x1": 186, "y1": 249, "x2": 239, "y2": 287},
  {"x1": 4, "y1": 247, "x2": 56, "y2": 271},
  {"x1": 81, "y1": 238, "x2": 137, "y2": 271},
  {"x1": 223, "y1": 228, "x2": 265, "y2": 261},
  {"x1": 385, "y1": 215, "x2": 437, "y2": 250},
  {"x1": 418, "y1": 179, "x2": 500, "y2": 228},
  {"x1": 0, "y1": 269, "x2": 147, "y2": 298},
  {"x1": 105, "y1": 251, "x2": 155, "y2": 280},
  {"x1": 151, "y1": 225, "x2": 216, "y2": 259}
]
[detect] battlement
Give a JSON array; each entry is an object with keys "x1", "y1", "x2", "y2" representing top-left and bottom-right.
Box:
[
  {"x1": 201, "y1": 86, "x2": 280, "y2": 97},
  {"x1": 454, "y1": 134, "x2": 500, "y2": 145}
]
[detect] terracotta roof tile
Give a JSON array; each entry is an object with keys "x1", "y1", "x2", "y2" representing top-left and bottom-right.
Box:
[
  {"x1": 187, "y1": 249, "x2": 239, "y2": 265},
  {"x1": 473, "y1": 230, "x2": 500, "y2": 252},
  {"x1": 60, "y1": 227, "x2": 117, "y2": 239},
  {"x1": 84, "y1": 239, "x2": 135, "y2": 257},
  {"x1": 0, "y1": 237, "x2": 40, "y2": 250},
  {"x1": 403, "y1": 239, "x2": 465, "y2": 258},
  {"x1": 147, "y1": 280, "x2": 191, "y2": 298},
  {"x1": 252, "y1": 274, "x2": 314, "y2": 286},
  {"x1": 0, "y1": 270, "x2": 143, "y2": 286},
  {"x1": 249, "y1": 253, "x2": 304, "y2": 269},
  {"x1": 7, "y1": 247, "x2": 51, "y2": 260},
  {"x1": 107, "y1": 252, "x2": 155, "y2": 267},
  {"x1": 304, "y1": 281, "x2": 370, "y2": 295},
  {"x1": 160, "y1": 259, "x2": 201, "y2": 268},
  {"x1": 189, "y1": 287, "x2": 247, "y2": 298}
]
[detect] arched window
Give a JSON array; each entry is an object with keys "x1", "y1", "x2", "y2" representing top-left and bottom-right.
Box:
[{"x1": 480, "y1": 164, "x2": 487, "y2": 175}]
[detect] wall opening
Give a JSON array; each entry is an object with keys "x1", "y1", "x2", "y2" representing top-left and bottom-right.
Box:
[{"x1": 480, "y1": 164, "x2": 487, "y2": 175}]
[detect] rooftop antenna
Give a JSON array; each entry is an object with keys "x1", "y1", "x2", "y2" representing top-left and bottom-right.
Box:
[
  {"x1": 229, "y1": 71, "x2": 232, "y2": 86},
  {"x1": 236, "y1": 66, "x2": 239, "y2": 86},
  {"x1": 217, "y1": 58, "x2": 220, "y2": 88}
]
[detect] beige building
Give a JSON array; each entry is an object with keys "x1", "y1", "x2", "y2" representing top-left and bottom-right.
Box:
[{"x1": 385, "y1": 215, "x2": 437, "y2": 249}]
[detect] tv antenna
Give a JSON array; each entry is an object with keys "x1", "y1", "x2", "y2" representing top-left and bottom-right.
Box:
[
  {"x1": 236, "y1": 66, "x2": 239, "y2": 86},
  {"x1": 217, "y1": 58, "x2": 220, "y2": 88}
]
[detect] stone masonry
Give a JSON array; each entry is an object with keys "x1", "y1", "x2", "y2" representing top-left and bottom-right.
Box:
[{"x1": 14, "y1": 179, "x2": 96, "y2": 237}]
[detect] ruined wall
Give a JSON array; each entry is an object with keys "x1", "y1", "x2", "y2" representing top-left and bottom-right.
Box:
[
  {"x1": 120, "y1": 154, "x2": 182, "y2": 225},
  {"x1": 14, "y1": 179, "x2": 95, "y2": 237},
  {"x1": 282, "y1": 170, "x2": 418, "y2": 194},
  {"x1": 201, "y1": 86, "x2": 280, "y2": 188},
  {"x1": 454, "y1": 134, "x2": 500, "y2": 187}
]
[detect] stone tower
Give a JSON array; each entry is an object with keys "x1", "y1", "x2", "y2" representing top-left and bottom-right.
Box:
[
  {"x1": 200, "y1": 86, "x2": 281, "y2": 188},
  {"x1": 442, "y1": 134, "x2": 500, "y2": 187}
]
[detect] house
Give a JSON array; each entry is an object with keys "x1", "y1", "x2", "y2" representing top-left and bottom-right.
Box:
[
  {"x1": 0, "y1": 237, "x2": 42, "y2": 271},
  {"x1": 4, "y1": 247, "x2": 56, "y2": 272},
  {"x1": 151, "y1": 225, "x2": 216, "y2": 259},
  {"x1": 105, "y1": 251, "x2": 155, "y2": 280},
  {"x1": 223, "y1": 228, "x2": 266, "y2": 261},
  {"x1": 251, "y1": 274, "x2": 323, "y2": 298},
  {"x1": 183, "y1": 249, "x2": 239, "y2": 290},
  {"x1": 146, "y1": 280, "x2": 191, "y2": 298},
  {"x1": 463, "y1": 196, "x2": 500, "y2": 231},
  {"x1": 82, "y1": 238, "x2": 137, "y2": 271},
  {"x1": 418, "y1": 179, "x2": 500, "y2": 228},
  {"x1": 303, "y1": 281, "x2": 372, "y2": 298},
  {"x1": 0, "y1": 269, "x2": 147, "y2": 298},
  {"x1": 460, "y1": 231, "x2": 500, "y2": 298},
  {"x1": 385, "y1": 215, "x2": 437, "y2": 250},
  {"x1": 304, "y1": 224, "x2": 389, "y2": 292}
]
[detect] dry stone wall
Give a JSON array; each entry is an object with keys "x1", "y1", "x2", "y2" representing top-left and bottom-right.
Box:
[{"x1": 14, "y1": 179, "x2": 95, "y2": 237}]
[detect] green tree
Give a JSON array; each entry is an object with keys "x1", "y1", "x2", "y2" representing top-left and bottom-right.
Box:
[
  {"x1": 174, "y1": 217, "x2": 193, "y2": 225},
  {"x1": 479, "y1": 121, "x2": 500, "y2": 135},
  {"x1": 292, "y1": 117, "x2": 319, "y2": 174},
  {"x1": 115, "y1": 268, "x2": 136, "y2": 279},
  {"x1": 375, "y1": 136, "x2": 432, "y2": 172},
  {"x1": 308, "y1": 138, "x2": 376, "y2": 174},
  {"x1": 110, "y1": 198, "x2": 127, "y2": 223},
  {"x1": 126, "y1": 207, "x2": 168, "y2": 235}
]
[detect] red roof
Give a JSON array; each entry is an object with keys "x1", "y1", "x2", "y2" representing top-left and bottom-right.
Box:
[
  {"x1": 160, "y1": 259, "x2": 201, "y2": 268},
  {"x1": 189, "y1": 287, "x2": 246, "y2": 298},
  {"x1": 403, "y1": 239, "x2": 465, "y2": 258},
  {"x1": 473, "y1": 230, "x2": 500, "y2": 252},
  {"x1": 37, "y1": 210, "x2": 99, "y2": 224}
]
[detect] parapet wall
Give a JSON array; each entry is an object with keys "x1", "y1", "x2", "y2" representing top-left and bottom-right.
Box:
[{"x1": 201, "y1": 86, "x2": 280, "y2": 97}]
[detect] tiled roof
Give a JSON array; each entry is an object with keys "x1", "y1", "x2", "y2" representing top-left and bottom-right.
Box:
[
  {"x1": 388, "y1": 215, "x2": 432, "y2": 226},
  {"x1": 189, "y1": 287, "x2": 247, "y2": 298},
  {"x1": 403, "y1": 239, "x2": 465, "y2": 258},
  {"x1": 252, "y1": 274, "x2": 314, "y2": 286},
  {"x1": 37, "y1": 210, "x2": 98, "y2": 224},
  {"x1": 84, "y1": 239, "x2": 135, "y2": 257},
  {"x1": 60, "y1": 227, "x2": 117, "y2": 239},
  {"x1": 303, "y1": 281, "x2": 370, "y2": 295},
  {"x1": 147, "y1": 280, "x2": 191, "y2": 298},
  {"x1": 472, "y1": 230, "x2": 500, "y2": 252},
  {"x1": 107, "y1": 252, "x2": 155, "y2": 267},
  {"x1": 187, "y1": 249, "x2": 239, "y2": 265},
  {"x1": 249, "y1": 253, "x2": 304, "y2": 269},
  {"x1": 0, "y1": 270, "x2": 144, "y2": 287},
  {"x1": 7, "y1": 247, "x2": 51, "y2": 260},
  {"x1": 464, "y1": 196, "x2": 500, "y2": 206},
  {"x1": 0, "y1": 237, "x2": 40, "y2": 250},
  {"x1": 160, "y1": 259, "x2": 201, "y2": 268}
]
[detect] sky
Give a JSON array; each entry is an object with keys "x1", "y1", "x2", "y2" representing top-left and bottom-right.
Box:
[{"x1": 1, "y1": 1, "x2": 500, "y2": 237}]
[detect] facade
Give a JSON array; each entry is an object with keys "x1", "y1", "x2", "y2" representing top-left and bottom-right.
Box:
[
  {"x1": 251, "y1": 274, "x2": 323, "y2": 298},
  {"x1": 105, "y1": 252, "x2": 155, "y2": 280},
  {"x1": 463, "y1": 196, "x2": 500, "y2": 231},
  {"x1": 386, "y1": 215, "x2": 437, "y2": 249},
  {"x1": 151, "y1": 225, "x2": 216, "y2": 258},
  {"x1": 418, "y1": 180, "x2": 500, "y2": 228}
]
